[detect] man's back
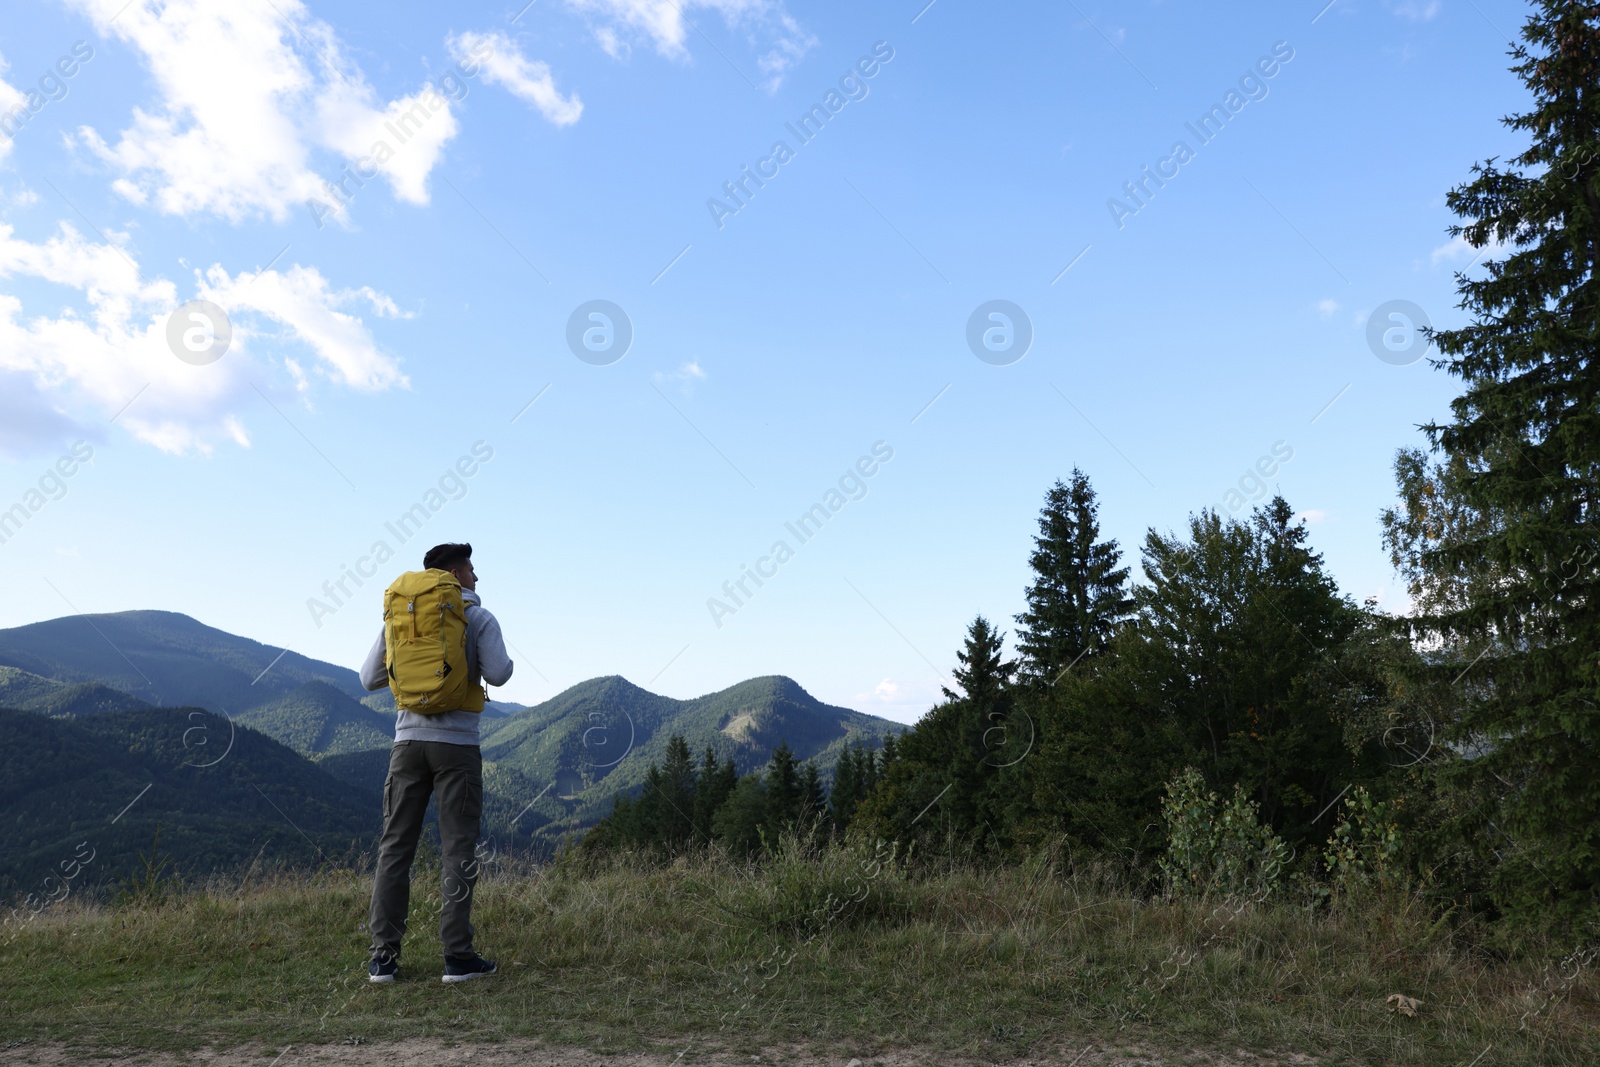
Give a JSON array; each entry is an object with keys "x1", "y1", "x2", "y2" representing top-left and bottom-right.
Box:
[{"x1": 359, "y1": 586, "x2": 513, "y2": 744}]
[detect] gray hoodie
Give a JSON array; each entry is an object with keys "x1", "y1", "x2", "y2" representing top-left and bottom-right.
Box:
[{"x1": 358, "y1": 587, "x2": 514, "y2": 746}]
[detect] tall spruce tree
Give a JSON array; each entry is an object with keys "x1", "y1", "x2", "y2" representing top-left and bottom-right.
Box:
[
  {"x1": 1382, "y1": 2, "x2": 1600, "y2": 929},
  {"x1": 942, "y1": 615, "x2": 1016, "y2": 705},
  {"x1": 1014, "y1": 470, "x2": 1134, "y2": 684},
  {"x1": 829, "y1": 741, "x2": 881, "y2": 835},
  {"x1": 854, "y1": 616, "x2": 1019, "y2": 852},
  {"x1": 831, "y1": 743, "x2": 865, "y2": 835},
  {"x1": 799, "y1": 761, "x2": 827, "y2": 832},
  {"x1": 692, "y1": 746, "x2": 737, "y2": 843},
  {"x1": 711, "y1": 774, "x2": 768, "y2": 857},
  {"x1": 764, "y1": 740, "x2": 804, "y2": 839},
  {"x1": 639, "y1": 734, "x2": 696, "y2": 850},
  {"x1": 946, "y1": 616, "x2": 1022, "y2": 849}
]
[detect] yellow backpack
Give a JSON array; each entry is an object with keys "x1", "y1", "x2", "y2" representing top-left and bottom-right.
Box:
[{"x1": 382, "y1": 569, "x2": 486, "y2": 714}]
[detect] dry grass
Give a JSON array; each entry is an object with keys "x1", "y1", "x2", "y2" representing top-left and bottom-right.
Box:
[{"x1": 1, "y1": 840, "x2": 1595, "y2": 1066}]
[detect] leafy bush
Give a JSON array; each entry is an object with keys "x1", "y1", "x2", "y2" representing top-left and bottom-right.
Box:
[
  {"x1": 1321, "y1": 785, "x2": 1404, "y2": 896},
  {"x1": 1159, "y1": 768, "x2": 1289, "y2": 900}
]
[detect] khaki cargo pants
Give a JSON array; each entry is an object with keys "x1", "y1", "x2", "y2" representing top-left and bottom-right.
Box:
[{"x1": 368, "y1": 740, "x2": 484, "y2": 961}]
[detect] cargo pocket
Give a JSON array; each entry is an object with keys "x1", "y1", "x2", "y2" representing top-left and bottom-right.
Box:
[
  {"x1": 382, "y1": 774, "x2": 394, "y2": 821},
  {"x1": 463, "y1": 776, "x2": 483, "y2": 822}
]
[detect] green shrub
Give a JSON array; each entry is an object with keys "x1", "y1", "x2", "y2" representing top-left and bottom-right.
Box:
[
  {"x1": 1158, "y1": 768, "x2": 1289, "y2": 900},
  {"x1": 1321, "y1": 785, "x2": 1404, "y2": 896}
]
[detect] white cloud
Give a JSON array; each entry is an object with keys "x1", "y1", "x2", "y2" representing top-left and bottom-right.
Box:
[
  {"x1": 1316, "y1": 298, "x2": 1340, "y2": 320},
  {"x1": 1430, "y1": 232, "x2": 1508, "y2": 267},
  {"x1": 314, "y1": 82, "x2": 460, "y2": 209},
  {"x1": 200, "y1": 263, "x2": 408, "y2": 392},
  {"x1": 844, "y1": 676, "x2": 939, "y2": 725},
  {"x1": 0, "y1": 220, "x2": 406, "y2": 453},
  {"x1": 0, "y1": 55, "x2": 25, "y2": 165},
  {"x1": 753, "y1": 13, "x2": 818, "y2": 88},
  {"x1": 1391, "y1": 1, "x2": 1441, "y2": 21},
  {"x1": 66, "y1": 0, "x2": 467, "y2": 222},
  {"x1": 346, "y1": 286, "x2": 412, "y2": 319},
  {"x1": 653, "y1": 358, "x2": 706, "y2": 393},
  {"x1": 449, "y1": 32, "x2": 583, "y2": 126},
  {"x1": 566, "y1": 0, "x2": 815, "y2": 90},
  {"x1": 594, "y1": 26, "x2": 624, "y2": 60},
  {"x1": 568, "y1": 0, "x2": 694, "y2": 56}
]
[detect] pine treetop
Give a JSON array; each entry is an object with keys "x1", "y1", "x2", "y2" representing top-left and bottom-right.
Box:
[{"x1": 1014, "y1": 469, "x2": 1133, "y2": 683}]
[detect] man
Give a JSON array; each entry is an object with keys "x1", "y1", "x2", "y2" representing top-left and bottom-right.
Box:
[{"x1": 360, "y1": 542, "x2": 513, "y2": 984}]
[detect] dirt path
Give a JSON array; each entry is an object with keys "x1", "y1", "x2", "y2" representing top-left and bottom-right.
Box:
[{"x1": 0, "y1": 1039, "x2": 1319, "y2": 1067}]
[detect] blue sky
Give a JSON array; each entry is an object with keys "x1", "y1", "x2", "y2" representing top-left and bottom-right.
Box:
[{"x1": 0, "y1": 0, "x2": 1533, "y2": 722}]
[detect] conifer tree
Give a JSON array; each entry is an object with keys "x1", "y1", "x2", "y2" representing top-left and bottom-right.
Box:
[
  {"x1": 711, "y1": 774, "x2": 768, "y2": 857},
  {"x1": 829, "y1": 741, "x2": 880, "y2": 835},
  {"x1": 830, "y1": 743, "x2": 861, "y2": 834},
  {"x1": 1014, "y1": 470, "x2": 1134, "y2": 684},
  {"x1": 942, "y1": 615, "x2": 1016, "y2": 705},
  {"x1": 1382, "y1": 1, "x2": 1600, "y2": 929},
  {"x1": 653, "y1": 734, "x2": 696, "y2": 849},
  {"x1": 852, "y1": 617, "x2": 1019, "y2": 853},
  {"x1": 590, "y1": 791, "x2": 638, "y2": 850},
  {"x1": 799, "y1": 760, "x2": 827, "y2": 833},
  {"x1": 764, "y1": 740, "x2": 803, "y2": 838},
  {"x1": 692, "y1": 746, "x2": 737, "y2": 843}
]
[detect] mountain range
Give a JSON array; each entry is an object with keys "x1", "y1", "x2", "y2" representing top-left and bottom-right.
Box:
[
  {"x1": 0, "y1": 611, "x2": 906, "y2": 890},
  {"x1": 0, "y1": 609, "x2": 525, "y2": 717},
  {"x1": 478, "y1": 673, "x2": 904, "y2": 841}
]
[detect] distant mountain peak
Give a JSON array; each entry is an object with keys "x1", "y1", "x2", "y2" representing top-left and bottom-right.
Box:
[
  {"x1": 0, "y1": 610, "x2": 372, "y2": 714},
  {"x1": 477, "y1": 669, "x2": 905, "y2": 845},
  {"x1": 590, "y1": 675, "x2": 653, "y2": 695}
]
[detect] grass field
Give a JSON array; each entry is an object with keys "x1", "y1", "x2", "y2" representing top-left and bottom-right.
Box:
[{"x1": 2, "y1": 839, "x2": 1596, "y2": 1066}]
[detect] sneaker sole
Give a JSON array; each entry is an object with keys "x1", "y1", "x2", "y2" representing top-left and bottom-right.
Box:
[
  {"x1": 368, "y1": 973, "x2": 396, "y2": 984},
  {"x1": 441, "y1": 970, "x2": 496, "y2": 983}
]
